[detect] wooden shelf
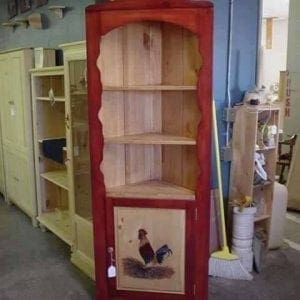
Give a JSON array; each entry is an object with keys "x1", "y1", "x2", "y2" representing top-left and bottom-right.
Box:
[
  {"x1": 71, "y1": 90, "x2": 87, "y2": 96},
  {"x1": 40, "y1": 170, "x2": 68, "y2": 190},
  {"x1": 106, "y1": 180, "x2": 195, "y2": 200},
  {"x1": 253, "y1": 180, "x2": 273, "y2": 189},
  {"x1": 103, "y1": 85, "x2": 196, "y2": 91},
  {"x1": 36, "y1": 96, "x2": 65, "y2": 102},
  {"x1": 37, "y1": 211, "x2": 72, "y2": 245},
  {"x1": 255, "y1": 214, "x2": 270, "y2": 222},
  {"x1": 105, "y1": 133, "x2": 196, "y2": 145},
  {"x1": 256, "y1": 146, "x2": 277, "y2": 151},
  {"x1": 38, "y1": 137, "x2": 66, "y2": 143}
]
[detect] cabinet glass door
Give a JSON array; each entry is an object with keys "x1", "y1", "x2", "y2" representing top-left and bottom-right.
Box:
[{"x1": 69, "y1": 60, "x2": 92, "y2": 221}]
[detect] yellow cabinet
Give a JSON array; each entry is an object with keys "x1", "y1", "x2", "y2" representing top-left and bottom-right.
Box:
[
  {"x1": 3, "y1": 147, "x2": 35, "y2": 217},
  {"x1": 0, "y1": 49, "x2": 36, "y2": 225}
]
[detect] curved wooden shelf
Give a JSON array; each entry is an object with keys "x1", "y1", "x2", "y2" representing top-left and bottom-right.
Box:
[
  {"x1": 103, "y1": 85, "x2": 196, "y2": 91},
  {"x1": 40, "y1": 170, "x2": 69, "y2": 190},
  {"x1": 107, "y1": 180, "x2": 195, "y2": 200},
  {"x1": 105, "y1": 133, "x2": 196, "y2": 145}
]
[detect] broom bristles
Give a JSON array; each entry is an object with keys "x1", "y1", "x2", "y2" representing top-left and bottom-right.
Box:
[{"x1": 209, "y1": 256, "x2": 253, "y2": 281}]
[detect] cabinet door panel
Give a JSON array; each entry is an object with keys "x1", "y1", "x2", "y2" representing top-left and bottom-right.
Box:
[
  {"x1": 1, "y1": 55, "x2": 26, "y2": 148},
  {"x1": 106, "y1": 201, "x2": 195, "y2": 299},
  {"x1": 114, "y1": 206, "x2": 186, "y2": 294},
  {"x1": 3, "y1": 148, "x2": 33, "y2": 213}
]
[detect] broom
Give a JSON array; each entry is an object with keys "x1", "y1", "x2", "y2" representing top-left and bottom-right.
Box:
[{"x1": 208, "y1": 100, "x2": 253, "y2": 280}]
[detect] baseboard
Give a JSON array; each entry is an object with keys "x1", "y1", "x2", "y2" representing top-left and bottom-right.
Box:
[{"x1": 71, "y1": 250, "x2": 95, "y2": 280}]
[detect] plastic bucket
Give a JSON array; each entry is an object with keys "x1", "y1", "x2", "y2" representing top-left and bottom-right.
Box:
[{"x1": 232, "y1": 207, "x2": 257, "y2": 240}]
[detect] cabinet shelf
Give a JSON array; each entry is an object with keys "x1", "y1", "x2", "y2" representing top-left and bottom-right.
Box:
[
  {"x1": 253, "y1": 180, "x2": 273, "y2": 189},
  {"x1": 36, "y1": 96, "x2": 65, "y2": 102},
  {"x1": 40, "y1": 170, "x2": 68, "y2": 190},
  {"x1": 103, "y1": 85, "x2": 196, "y2": 91},
  {"x1": 71, "y1": 90, "x2": 87, "y2": 96},
  {"x1": 37, "y1": 211, "x2": 72, "y2": 245},
  {"x1": 105, "y1": 133, "x2": 196, "y2": 145},
  {"x1": 254, "y1": 214, "x2": 270, "y2": 222},
  {"x1": 106, "y1": 180, "x2": 195, "y2": 200},
  {"x1": 256, "y1": 146, "x2": 277, "y2": 151}
]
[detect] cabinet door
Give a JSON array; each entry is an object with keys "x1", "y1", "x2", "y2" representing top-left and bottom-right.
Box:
[
  {"x1": 67, "y1": 59, "x2": 92, "y2": 220},
  {"x1": 1, "y1": 54, "x2": 26, "y2": 149},
  {"x1": 3, "y1": 147, "x2": 34, "y2": 215},
  {"x1": 106, "y1": 201, "x2": 195, "y2": 299}
]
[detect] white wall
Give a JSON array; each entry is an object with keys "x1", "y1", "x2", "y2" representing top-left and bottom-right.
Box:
[
  {"x1": 259, "y1": 18, "x2": 288, "y2": 90},
  {"x1": 285, "y1": 0, "x2": 300, "y2": 134}
]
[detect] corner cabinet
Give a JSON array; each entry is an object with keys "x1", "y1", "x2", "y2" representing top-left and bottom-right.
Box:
[
  {"x1": 86, "y1": 1, "x2": 213, "y2": 299},
  {"x1": 59, "y1": 41, "x2": 95, "y2": 279},
  {"x1": 0, "y1": 49, "x2": 37, "y2": 225}
]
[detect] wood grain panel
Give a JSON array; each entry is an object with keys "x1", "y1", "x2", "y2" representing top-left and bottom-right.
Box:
[
  {"x1": 125, "y1": 145, "x2": 161, "y2": 184},
  {"x1": 99, "y1": 27, "x2": 124, "y2": 86},
  {"x1": 182, "y1": 91, "x2": 199, "y2": 138},
  {"x1": 101, "y1": 144, "x2": 125, "y2": 188},
  {"x1": 183, "y1": 29, "x2": 202, "y2": 85},
  {"x1": 124, "y1": 91, "x2": 161, "y2": 135},
  {"x1": 100, "y1": 91, "x2": 124, "y2": 137}
]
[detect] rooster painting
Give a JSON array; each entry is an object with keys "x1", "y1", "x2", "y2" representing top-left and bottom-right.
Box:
[
  {"x1": 138, "y1": 229, "x2": 173, "y2": 265},
  {"x1": 122, "y1": 228, "x2": 174, "y2": 280}
]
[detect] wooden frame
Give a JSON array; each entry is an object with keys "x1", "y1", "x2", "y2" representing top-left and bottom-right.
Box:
[{"x1": 86, "y1": 1, "x2": 213, "y2": 299}]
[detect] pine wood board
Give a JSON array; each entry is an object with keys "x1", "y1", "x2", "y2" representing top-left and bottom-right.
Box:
[
  {"x1": 36, "y1": 96, "x2": 65, "y2": 102},
  {"x1": 107, "y1": 179, "x2": 195, "y2": 200},
  {"x1": 103, "y1": 85, "x2": 196, "y2": 91},
  {"x1": 105, "y1": 133, "x2": 196, "y2": 145},
  {"x1": 37, "y1": 211, "x2": 72, "y2": 245},
  {"x1": 40, "y1": 170, "x2": 69, "y2": 190}
]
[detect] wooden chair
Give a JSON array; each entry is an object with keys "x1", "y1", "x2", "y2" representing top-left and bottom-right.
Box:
[{"x1": 277, "y1": 134, "x2": 297, "y2": 183}]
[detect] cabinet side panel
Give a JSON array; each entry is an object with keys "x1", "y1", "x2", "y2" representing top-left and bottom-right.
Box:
[
  {"x1": 183, "y1": 29, "x2": 202, "y2": 85},
  {"x1": 162, "y1": 23, "x2": 184, "y2": 85},
  {"x1": 102, "y1": 144, "x2": 125, "y2": 188},
  {"x1": 99, "y1": 27, "x2": 124, "y2": 86},
  {"x1": 100, "y1": 91, "x2": 125, "y2": 137}
]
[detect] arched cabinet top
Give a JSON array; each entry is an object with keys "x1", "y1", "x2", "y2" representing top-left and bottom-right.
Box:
[{"x1": 86, "y1": 0, "x2": 213, "y2": 35}]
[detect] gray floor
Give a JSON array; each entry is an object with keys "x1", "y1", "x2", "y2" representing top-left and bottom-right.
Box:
[{"x1": 1, "y1": 198, "x2": 300, "y2": 300}]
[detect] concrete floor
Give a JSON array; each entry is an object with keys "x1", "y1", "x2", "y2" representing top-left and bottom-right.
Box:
[{"x1": 0, "y1": 198, "x2": 300, "y2": 300}]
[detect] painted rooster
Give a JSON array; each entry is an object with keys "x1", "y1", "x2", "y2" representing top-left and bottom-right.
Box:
[{"x1": 138, "y1": 228, "x2": 173, "y2": 265}]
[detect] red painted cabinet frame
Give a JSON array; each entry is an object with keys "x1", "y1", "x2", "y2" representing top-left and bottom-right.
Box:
[{"x1": 85, "y1": 1, "x2": 213, "y2": 299}]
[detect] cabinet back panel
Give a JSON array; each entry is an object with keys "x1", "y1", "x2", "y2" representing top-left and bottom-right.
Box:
[
  {"x1": 124, "y1": 91, "x2": 162, "y2": 135},
  {"x1": 125, "y1": 144, "x2": 162, "y2": 184},
  {"x1": 42, "y1": 180, "x2": 69, "y2": 212},
  {"x1": 162, "y1": 23, "x2": 202, "y2": 85},
  {"x1": 36, "y1": 102, "x2": 66, "y2": 138},
  {"x1": 35, "y1": 76, "x2": 64, "y2": 98},
  {"x1": 162, "y1": 145, "x2": 198, "y2": 191},
  {"x1": 123, "y1": 22, "x2": 162, "y2": 85},
  {"x1": 162, "y1": 91, "x2": 199, "y2": 138}
]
